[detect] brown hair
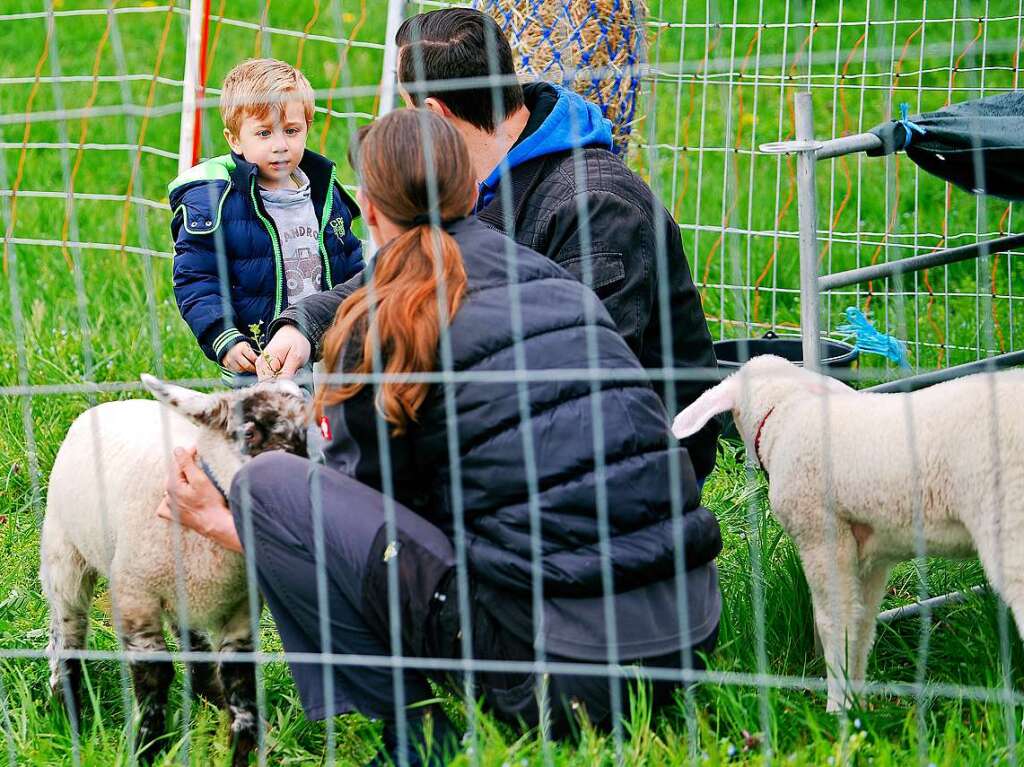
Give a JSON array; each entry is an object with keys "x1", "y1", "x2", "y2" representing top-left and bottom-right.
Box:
[
  {"x1": 315, "y1": 109, "x2": 475, "y2": 434},
  {"x1": 220, "y1": 58, "x2": 315, "y2": 136}
]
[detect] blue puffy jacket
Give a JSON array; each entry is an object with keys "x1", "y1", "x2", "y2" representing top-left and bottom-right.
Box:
[{"x1": 168, "y1": 149, "x2": 363, "y2": 369}]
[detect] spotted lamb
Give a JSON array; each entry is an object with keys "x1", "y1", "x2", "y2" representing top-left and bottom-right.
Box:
[{"x1": 41, "y1": 376, "x2": 308, "y2": 764}]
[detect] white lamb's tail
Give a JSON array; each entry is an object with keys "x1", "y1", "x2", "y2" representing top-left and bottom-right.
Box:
[{"x1": 40, "y1": 514, "x2": 97, "y2": 723}]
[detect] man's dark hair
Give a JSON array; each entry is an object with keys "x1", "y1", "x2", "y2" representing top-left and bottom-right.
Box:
[{"x1": 395, "y1": 9, "x2": 525, "y2": 134}]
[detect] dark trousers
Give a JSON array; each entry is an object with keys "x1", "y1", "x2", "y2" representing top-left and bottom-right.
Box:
[{"x1": 230, "y1": 452, "x2": 716, "y2": 734}]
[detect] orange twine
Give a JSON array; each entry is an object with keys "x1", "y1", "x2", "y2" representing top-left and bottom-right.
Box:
[
  {"x1": 750, "y1": 24, "x2": 820, "y2": 323},
  {"x1": 117, "y1": 5, "x2": 175, "y2": 260},
  {"x1": 701, "y1": 29, "x2": 760, "y2": 289},
  {"x1": 2, "y1": 18, "x2": 52, "y2": 275},
  {"x1": 295, "y1": 0, "x2": 322, "y2": 69},
  {"x1": 61, "y1": 1, "x2": 119, "y2": 272},
  {"x1": 319, "y1": 0, "x2": 368, "y2": 154}
]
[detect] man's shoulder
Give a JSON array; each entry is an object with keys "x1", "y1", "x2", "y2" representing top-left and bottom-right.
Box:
[{"x1": 535, "y1": 148, "x2": 656, "y2": 208}]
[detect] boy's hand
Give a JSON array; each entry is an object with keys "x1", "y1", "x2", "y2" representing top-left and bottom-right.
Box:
[
  {"x1": 256, "y1": 325, "x2": 311, "y2": 381},
  {"x1": 222, "y1": 341, "x2": 258, "y2": 373}
]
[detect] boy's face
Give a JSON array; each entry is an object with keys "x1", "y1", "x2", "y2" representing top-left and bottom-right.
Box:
[{"x1": 224, "y1": 99, "x2": 309, "y2": 189}]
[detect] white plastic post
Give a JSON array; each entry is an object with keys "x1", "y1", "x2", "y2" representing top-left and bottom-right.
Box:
[
  {"x1": 378, "y1": 0, "x2": 407, "y2": 117},
  {"x1": 178, "y1": 0, "x2": 209, "y2": 175}
]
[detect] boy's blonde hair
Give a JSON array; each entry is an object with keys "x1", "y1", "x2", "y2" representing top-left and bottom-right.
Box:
[{"x1": 220, "y1": 58, "x2": 315, "y2": 136}]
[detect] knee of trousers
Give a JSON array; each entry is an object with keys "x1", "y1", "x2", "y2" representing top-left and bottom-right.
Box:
[{"x1": 229, "y1": 451, "x2": 312, "y2": 534}]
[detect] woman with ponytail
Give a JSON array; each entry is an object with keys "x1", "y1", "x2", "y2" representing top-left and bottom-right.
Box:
[{"x1": 164, "y1": 109, "x2": 722, "y2": 767}]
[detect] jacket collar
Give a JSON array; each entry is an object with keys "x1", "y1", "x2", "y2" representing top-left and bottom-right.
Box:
[
  {"x1": 475, "y1": 153, "x2": 549, "y2": 233},
  {"x1": 475, "y1": 82, "x2": 612, "y2": 212}
]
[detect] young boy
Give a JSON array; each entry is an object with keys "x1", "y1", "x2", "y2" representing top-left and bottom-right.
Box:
[{"x1": 168, "y1": 58, "x2": 362, "y2": 384}]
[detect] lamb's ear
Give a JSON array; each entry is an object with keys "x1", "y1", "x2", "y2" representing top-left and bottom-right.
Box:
[
  {"x1": 672, "y1": 376, "x2": 738, "y2": 439},
  {"x1": 141, "y1": 374, "x2": 227, "y2": 428}
]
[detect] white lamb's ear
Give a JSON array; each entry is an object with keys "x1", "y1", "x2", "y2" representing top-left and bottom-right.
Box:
[
  {"x1": 141, "y1": 374, "x2": 225, "y2": 427},
  {"x1": 672, "y1": 376, "x2": 738, "y2": 439}
]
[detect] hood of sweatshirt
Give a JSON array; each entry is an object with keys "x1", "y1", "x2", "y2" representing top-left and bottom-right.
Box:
[{"x1": 476, "y1": 82, "x2": 613, "y2": 210}]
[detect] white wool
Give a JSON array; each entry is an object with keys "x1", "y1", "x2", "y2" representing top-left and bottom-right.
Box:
[
  {"x1": 40, "y1": 376, "x2": 306, "y2": 758},
  {"x1": 43, "y1": 398, "x2": 247, "y2": 631},
  {"x1": 674, "y1": 355, "x2": 1024, "y2": 712}
]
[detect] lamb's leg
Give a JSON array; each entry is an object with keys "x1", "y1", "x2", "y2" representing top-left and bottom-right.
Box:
[
  {"x1": 40, "y1": 515, "x2": 97, "y2": 732},
  {"x1": 173, "y1": 627, "x2": 224, "y2": 707},
  {"x1": 216, "y1": 609, "x2": 259, "y2": 767},
  {"x1": 120, "y1": 606, "x2": 174, "y2": 763},
  {"x1": 969, "y1": 499, "x2": 1024, "y2": 643},
  {"x1": 797, "y1": 525, "x2": 863, "y2": 713},
  {"x1": 850, "y1": 560, "x2": 893, "y2": 686}
]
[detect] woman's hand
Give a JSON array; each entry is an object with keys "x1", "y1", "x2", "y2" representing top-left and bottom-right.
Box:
[
  {"x1": 157, "y1": 446, "x2": 243, "y2": 553},
  {"x1": 256, "y1": 325, "x2": 311, "y2": 381}
]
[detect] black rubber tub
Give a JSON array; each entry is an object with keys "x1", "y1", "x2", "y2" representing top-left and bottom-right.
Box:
[{"x1": 711, "y1": 331, "x2": 858, "y2": 439}]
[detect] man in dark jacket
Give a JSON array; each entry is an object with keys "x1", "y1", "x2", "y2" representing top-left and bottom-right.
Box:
[{"x1": 393, "y1": 8, "x2": 721, "y2": 480}]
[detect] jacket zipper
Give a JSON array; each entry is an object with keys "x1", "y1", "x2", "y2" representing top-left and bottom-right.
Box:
[
  {"x1": 249, "y1": 178, "x2": 286, "y2": 318},
  {"x1": 317, "y1": 168, "x2": 336, "y2": 288}
]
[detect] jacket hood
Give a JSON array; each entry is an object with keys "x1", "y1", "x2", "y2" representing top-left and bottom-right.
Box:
[
  {"x1": 167, "y1": 154, "x2": 236, "y2": 207},
  {"x1": 168, "y1": 150, "x2": 352, "y2": 237},
  {"x1": 478, "y1": 84, "x2": 613, "y2": 207}
]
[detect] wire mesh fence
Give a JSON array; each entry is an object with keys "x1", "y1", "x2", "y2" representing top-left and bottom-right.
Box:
[{"x1": 2, "y1": 0, "x2": 1024, "y2": 765}]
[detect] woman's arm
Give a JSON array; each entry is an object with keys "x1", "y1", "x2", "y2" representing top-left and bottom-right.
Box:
[{"x1": 157, "y1": 446, "x2": 243, "y2": 553}]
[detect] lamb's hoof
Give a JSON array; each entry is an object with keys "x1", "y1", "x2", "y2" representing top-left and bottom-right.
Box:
[
  {"x1": 136, "y1": 723, "x2": 168, "y2": 764},
  {"x1": 230, "y1": 734, "x2": 256, "y2": 767},
  {"x1": 229, "y1": 713, "x2": 258, "y2": 767},
  {"x1": 50, "y1": 677, "x2": 83, "y2": 733},
  {"x1": 825, "y1": 695, "x2": 852, "y2": 714}
]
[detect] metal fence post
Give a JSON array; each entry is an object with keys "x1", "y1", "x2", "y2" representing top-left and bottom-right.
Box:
[
  {"x1": 379, "y1": 0, "x2": 407, "y2": 118},
  {"x1": 794, "y1": 92, "x2": 821, "y2": 371}
]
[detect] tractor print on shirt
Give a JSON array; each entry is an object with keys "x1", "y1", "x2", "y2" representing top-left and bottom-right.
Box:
[{"x1": 284, "y1": 246, "x2": 323, "y2": 298}]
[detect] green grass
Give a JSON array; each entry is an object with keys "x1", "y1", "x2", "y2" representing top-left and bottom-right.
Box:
[{"x1": 2, "y1": 0, "x2": 1024, "y2": 764}]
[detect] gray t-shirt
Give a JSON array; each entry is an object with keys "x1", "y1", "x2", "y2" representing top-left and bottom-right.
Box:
[{"x1": 260, "y1": 168, "x2": 322, "y2": 306}]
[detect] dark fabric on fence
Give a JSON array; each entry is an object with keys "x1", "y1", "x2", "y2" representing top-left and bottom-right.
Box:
[{"x1": 868, "y1": 91, "x2": 1024, "y2": 201}]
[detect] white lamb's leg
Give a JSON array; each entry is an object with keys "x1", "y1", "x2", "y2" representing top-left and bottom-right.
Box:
[
  {"x1": 850, "y1": 560, "x2": 893, "y2": 687},
  {"x1": 976, "y1": 524, "x2": 1024, "y2": 652},
  {"x1": 40, "y1": 515, "x2": 97, "y2": 732},
  {"x1": 797, "y1": 525, "x2": 863, "y2": 713}
]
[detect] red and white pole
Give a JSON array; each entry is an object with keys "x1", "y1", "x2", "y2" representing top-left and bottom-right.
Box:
[{"x1": 177, "y1": 0, "x2": 212, "y2": 174}]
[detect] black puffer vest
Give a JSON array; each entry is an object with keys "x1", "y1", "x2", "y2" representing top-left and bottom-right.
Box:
[{"x1": 322, "y1": 217, "x2": 721, "y2": 597}]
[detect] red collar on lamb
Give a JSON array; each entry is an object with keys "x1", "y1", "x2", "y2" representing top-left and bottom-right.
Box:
[{"x1": 753, "y1": 406, "x2": 775, "y2": 469}]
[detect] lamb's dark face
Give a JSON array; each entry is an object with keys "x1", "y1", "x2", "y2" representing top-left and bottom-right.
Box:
[
  {"x1": 224, "y1": 385, "x2": 309, "y2": 456},
  {"x1": 141, "y1": 375, "x2": 309, "y2": 457}
]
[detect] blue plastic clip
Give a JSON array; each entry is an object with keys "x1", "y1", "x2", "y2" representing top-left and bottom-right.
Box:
[
  {"x1": 836, "y1": 307, "x2": 910, "y2": 368},
  {"x1": 896, "y1": 102, "x2": 926, "y2": 150}
]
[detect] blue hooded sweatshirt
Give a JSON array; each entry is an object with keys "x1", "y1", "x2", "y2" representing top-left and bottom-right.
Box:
[{"x1": 476, "y1": 83, "x2": 614, "y2": 211}]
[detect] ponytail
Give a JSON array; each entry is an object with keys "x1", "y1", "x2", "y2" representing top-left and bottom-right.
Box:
[{"x1": 315, "y1": 223, "x2": 467, "y2": 434}]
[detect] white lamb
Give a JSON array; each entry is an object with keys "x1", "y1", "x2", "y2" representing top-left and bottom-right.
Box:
[
  {"x1": 672, "y1": 354, "x2": 1024, "y2": 712},
  {"x1": 41, "y1": 375, "x2": 308, "y2": 765}
]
